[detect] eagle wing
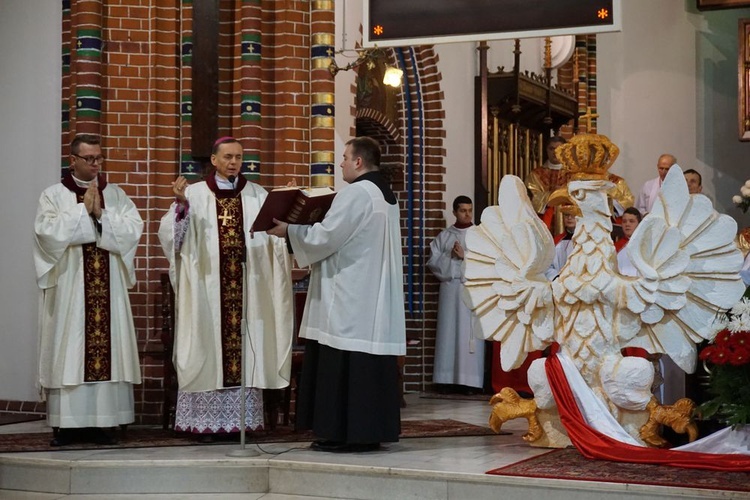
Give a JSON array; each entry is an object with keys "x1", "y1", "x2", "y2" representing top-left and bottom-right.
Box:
[
  {"x1": 617, "y1": 166, "x2": 745, "y2": 372},
  {"x1": 463, "y1": 175, "x2": 556, "y2": 371}
]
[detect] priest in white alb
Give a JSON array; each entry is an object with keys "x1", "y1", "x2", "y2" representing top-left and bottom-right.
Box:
[
  {"x1": 34, "y1": 134, "x2": 144, "y2": 446},
  {"x1": 427, "y1": 195, "x2": 484, "y2": 392},
  {"x1": 159, "y1": 136, "x2": 293, "y2": 438}
]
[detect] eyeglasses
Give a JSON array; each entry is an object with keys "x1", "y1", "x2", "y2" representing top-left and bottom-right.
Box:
[{"x1": 72, "y1": 154, "x2": 106, "y2": 165}]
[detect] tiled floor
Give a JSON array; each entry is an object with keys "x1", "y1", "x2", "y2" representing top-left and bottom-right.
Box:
[{"x1": 0, "y1": 394, "x2": 738, "y2": 499}]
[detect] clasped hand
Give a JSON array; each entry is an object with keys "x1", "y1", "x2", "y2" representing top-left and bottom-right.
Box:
[
  {"x1": 451, "y1": 241, "x2": 464, "y2": 259},
  {"x1": 83, "y1": 184, "x2": 102, "y2": 219}
]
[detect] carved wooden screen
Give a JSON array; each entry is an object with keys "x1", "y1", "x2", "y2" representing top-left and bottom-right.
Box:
[{"x1": 486, "y1": 113, "x2": 543, "y2": 206}]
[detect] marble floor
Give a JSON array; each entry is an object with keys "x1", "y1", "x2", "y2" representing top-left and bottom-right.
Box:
[{"x1": 0, "y1": 394, "x2": 741, "y2": 500}]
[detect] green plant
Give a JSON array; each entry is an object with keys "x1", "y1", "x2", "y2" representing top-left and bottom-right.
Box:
[{"x1": 698, "y1": 296, "x2": 750, "y2": 428}]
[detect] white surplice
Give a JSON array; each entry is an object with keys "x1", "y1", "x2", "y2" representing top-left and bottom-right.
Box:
[
  {"x1": 427, "y1": 225, "x2": 484, "y2": 388},
  {"x1": 617, "y1": 243, "x2": 638, "y2": 277},
  {"x1": 635, "y1": 176, "x2": 661, "y2": 214},
  {"x1": 34, "y1": 179, "x2": 143, "y2": 428},
  {"x1": 545, "y1": 236, "x2": 575, "y2": 281},
  {"x1": 287, "y1": 180, "x2": 406, "y2": 356},
  {"x1": 159, "y1": 179, "x2": 293, "y2": 433}
]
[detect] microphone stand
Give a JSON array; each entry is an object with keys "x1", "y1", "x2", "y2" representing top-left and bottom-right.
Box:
[{"x1": 227, "y1": 175, "x2": 259, "y2": 457}]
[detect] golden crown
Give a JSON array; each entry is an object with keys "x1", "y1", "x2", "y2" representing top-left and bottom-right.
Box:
[{"x1": 556, "y1": 134, "x2": 619, "y2": 181}]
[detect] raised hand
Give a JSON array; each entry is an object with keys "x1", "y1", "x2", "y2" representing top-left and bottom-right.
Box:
[{"x1": 172, "y1": 176, "x2": 189, "y2": 202}]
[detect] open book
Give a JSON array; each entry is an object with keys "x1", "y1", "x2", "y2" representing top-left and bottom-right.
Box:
[{"x1": 251, "y1": 186, "x2": 336, "y2": 231}]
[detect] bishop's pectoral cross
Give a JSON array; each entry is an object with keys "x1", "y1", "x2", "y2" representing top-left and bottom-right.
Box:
[{"x1": 218, "y1": 209, "x2": 234, "y2": 226}]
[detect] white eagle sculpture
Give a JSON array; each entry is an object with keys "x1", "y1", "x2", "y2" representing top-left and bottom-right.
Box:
[{"x1": 463, "y1": 134, "x2": 745, "y2": 447}]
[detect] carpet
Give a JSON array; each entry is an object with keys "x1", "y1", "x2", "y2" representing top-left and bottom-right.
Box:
[
  {"x1": 487, "y1": 448, "x2": 750, "y2": 493},
  {"x1": 0, "y1": 418, "x2": 497, "y2": 453},
  {"x1": 0, "y1": 414, "x2": 45, "y2": 426},
  {"x1": 420, "y1": 392, "x2": 491, "y2": 402}
]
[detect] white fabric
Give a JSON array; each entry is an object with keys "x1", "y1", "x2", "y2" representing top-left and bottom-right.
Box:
[
  {"x1": 558, "y1": 352, "x2": 750, "y2": 455},
  {"x1": 558, "y1": 352, "x2": 643, "y2": 446},
  {"x1": 46, "y1": 382, "x2": 134, "y2": 428},
  {"x1": 635, "y1": 176, "x2": 661, "y2": 214},
  {"x1": 287, "y1": 179, "x2": 406, "y2": 356},
  {"x1": 34, "y1": 182, "x2": 143, "y2": 391},
  {"x1": 675, "y1": 426, "x2": 750, "y2": 454},
  {"x1": 617, "y1": 244, "x2": 638, "y2": 277},
  {"x1": 427, "y1": 225, "x2": 484, "y2": 388},
  {"x1": 158, "y1": 181, "x2": 294, "y2": 392},
  {"x1": 545, "y1": 237, "x2": 574, "y2": 280},
  {"x1": 174, "y1": 387, "x2": 264, "y2": 433}
]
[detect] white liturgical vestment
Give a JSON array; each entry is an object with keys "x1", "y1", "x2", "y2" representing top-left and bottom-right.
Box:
[
  {"x1": 34, "y1": 176, "x2": 143, "y2": 427},
  {"x1": 635, "y1": 177, "x2": 661, "y2": 214},
  {"x1": 427, "y1": 225, "x2": 484, "y2": 388},
  {"x1": 159, "y1": 180, "x2": 294, "y2": 393},
  {"x1": 287, "y1": 179, "x2": 406, "y2": 356}
]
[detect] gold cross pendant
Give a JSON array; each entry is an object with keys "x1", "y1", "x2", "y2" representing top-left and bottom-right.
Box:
[{"x1": 218, "y1": 209, "x2": 233, "y2": 226}]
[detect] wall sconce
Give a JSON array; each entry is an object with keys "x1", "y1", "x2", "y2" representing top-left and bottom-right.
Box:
[
  {"x1": 329, "y1": 47, "x2": 403, "y2": 88},
  {"x1": 383, "y1": 66, "x2": 404, "y2": 88}
]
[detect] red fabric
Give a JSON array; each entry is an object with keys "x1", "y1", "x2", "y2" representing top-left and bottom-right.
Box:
[
  {"x1": 622, "y1": 347, "x2": 649, "y2": 358},
  {"x1": 491, "y1": 343, "x2": 541, "y2": 395},
  {"x1": 544, "y1": 355, "x2": 750, "y2": 472},
  {"x1": 553, "y1": 232, "x2": 568, "y2": 245},
  {"x1": 614, "y1": 237, "x2": 629, "y2": 253},
  {"x1": 540, "y1": 207, "x2": 554, "y2": 231}
]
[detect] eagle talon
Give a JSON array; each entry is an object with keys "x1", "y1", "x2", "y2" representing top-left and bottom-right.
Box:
[{"x1": 489, "y1": 387, "x2": 542, "y2": 442}]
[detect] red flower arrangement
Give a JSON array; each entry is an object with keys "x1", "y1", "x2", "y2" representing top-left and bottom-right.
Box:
[{"x1": 698, "y1": 297, "x2": 750, "y2": 428}]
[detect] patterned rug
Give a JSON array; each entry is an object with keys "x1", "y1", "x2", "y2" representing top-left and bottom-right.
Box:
[
  {"x1": 487, "y1": 448, "x2": 750, "y2": 493},
  {"x1": 0, "y1": 418, "x2": 498, "y2": 453},
  {"x1": 420, "y1": 392, "x2": 491, "y2": 402}
]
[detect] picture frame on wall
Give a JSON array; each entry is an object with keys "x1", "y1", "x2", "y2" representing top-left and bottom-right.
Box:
[
  {"x1": 697, "y1": 0, "x2": 750, "y2": 10},
  {"x1": 740, "y1": 19, "x2": 750, "y2": 141}
]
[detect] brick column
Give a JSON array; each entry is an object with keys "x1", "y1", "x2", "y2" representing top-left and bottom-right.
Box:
[
  {"x1": 586, "y1": 34, "x2": 598, "y2": 133},
  {"x1": 310, "y1": 0, "x2": 335, "y2": 187},
  {"x1": 239, "y1": 0, "x2": 263, "y2": 180},
  {"x1": 575, "y1": 34, "x2": 589, "y2": 134},
  {"x1": 61, "y1": 0, "x2": 72, "y2": 176},
  {"x1": 179, "y1": 0, "x2": 198, "y2": 178},
  {"x1": 71, "y1": 0, "x2": 103, "y2": 138}
]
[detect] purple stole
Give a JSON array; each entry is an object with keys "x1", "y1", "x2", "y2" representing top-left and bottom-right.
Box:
[{"x1": 205, "y1": 174, "x2": 248, "y2": 387}]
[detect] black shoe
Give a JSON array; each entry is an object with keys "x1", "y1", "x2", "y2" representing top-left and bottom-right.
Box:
[
  {"x1": 88, "y1": 428, "x2": 118, "y2": 445},
  {"x1": 50, "y1": 428, "x2": 75, "y2": 447},
  {"x1": 311, "y1": 440, "x2": 380, "y2": 453},
  {"x1": 197, "y1": 434, "x2": 215, "y2": 444},
  {"x1": 341, "y1": 443, "x2": 380, "y2": 453},
  {"x1": 330, "y1": 443, "x2": 380, "y2": 453},
  {"x1": 310, "y1": 439, "x2": 344, "y2": 451}
]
